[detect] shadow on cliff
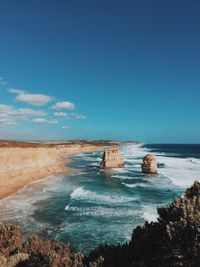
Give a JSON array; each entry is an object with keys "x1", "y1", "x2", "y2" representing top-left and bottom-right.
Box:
[{"x1": 1, "y1": 181, "x2": 200, "y2": 267}]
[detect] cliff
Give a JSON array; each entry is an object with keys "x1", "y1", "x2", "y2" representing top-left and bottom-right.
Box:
[{"x1": 0, "y1": 141, "x2": 105, "y2": 199}]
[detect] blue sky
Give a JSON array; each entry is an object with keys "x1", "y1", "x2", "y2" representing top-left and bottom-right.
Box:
[{"x1": 0, "y1": 0, "x2": 200, "y2": 143}]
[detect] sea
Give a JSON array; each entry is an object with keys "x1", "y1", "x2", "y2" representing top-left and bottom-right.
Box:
[{"x1": 0, "y1": 143, "x2": 200, "y2": 253}]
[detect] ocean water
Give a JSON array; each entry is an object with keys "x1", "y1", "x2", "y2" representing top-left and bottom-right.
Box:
[{"x1": 0, "y1": 143, "x2": 200, "y2": 253}]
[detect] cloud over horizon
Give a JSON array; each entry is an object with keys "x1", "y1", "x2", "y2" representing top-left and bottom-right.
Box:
[
  {"x1": 0, "y1": 82, "x2": 88, "y2": 139},
  {"x1": 0, "y1": 104, "x2": 47, "y2": 126}
]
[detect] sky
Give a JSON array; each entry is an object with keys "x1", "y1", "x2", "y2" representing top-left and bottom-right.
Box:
[{"x1": 0, "y1": 0, "x2": 200, "y2": 143}]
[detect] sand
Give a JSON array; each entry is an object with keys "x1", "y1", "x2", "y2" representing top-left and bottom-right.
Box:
[{"x1": 0, "y1": 141, "x2": 105, "y2": 200}]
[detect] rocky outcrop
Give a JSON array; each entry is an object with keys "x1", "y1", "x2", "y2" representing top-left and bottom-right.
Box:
[
  {"x1": 141, "y1": 154, "x2": 157, "y2": 174},
  {"x1": 100, "y1": 147, "x2": 125, "y2": 168}
]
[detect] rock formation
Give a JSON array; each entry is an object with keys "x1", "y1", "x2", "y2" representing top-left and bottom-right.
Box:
[
  {"x1": 100, "y1": 147, "x2": 125, "y2": 168},
  {"x1": 141, "y1": 154, "x2": 157, "y2": 174}
]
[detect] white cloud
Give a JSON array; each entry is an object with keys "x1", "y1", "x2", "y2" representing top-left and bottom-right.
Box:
[
  {"x1": 47, "y1": 119, "x2": 58, "y2": 124},
  {"x1": 54, "y1": 111, "x2": 86, "y2": 120},
  {"x1": 32, "y1": 118, "x2": 47, "y2": 123},
  {"x1": 85, "y1": 126, "x2": 91, "y2": 130},
  {"x1": 51, "y1": 101, "x2": 75, "y2": 110},
  {"x1": 0, "y1": 104, "x2": 47, "y2": 127},
  {"x1": 11, "y1": 108, "x2": 47, "y2": 118},
  {"x1": 9, "y1": 88, "x2": 25, "y2": 94},
  {"x1": 0, "y1": 77, "x2": 6, "y2": 86},
  {"x1": 4, "y1": 121, "x2": 17, "y2": 126},
  {"x1": 0, "y1": 113, "x2": 9, "y2": 119},
  {"x1": 9, "y1": 88, "x2": 53, "y2": 106},
  {"x1": 0, "y1": 104, "x2": 13, "y2": 112},
  {"x1": 0, "y1": 117, "x2": 17, "y2": 126},
  {"x1": 0, "y1": 104, "x2": 46, "y2": 117},
  {"x1": 32, "y1": 118, "x2": 58, "y2": 124},
  {"x1": 16, "y1": 93, "x2": 53, "y2": 106},
  {"x1": 71, "y1": 113, "x2": 87, "y2": 120},
  {"x1": 4, "y1": 85, "x2": 87, "y2": 129},
  {"x1": 54, "y1": 112, "x2": 69, "y2": 117},
  {"x1": 61, "y1": 125, "x2": 70, "y2": 129}
]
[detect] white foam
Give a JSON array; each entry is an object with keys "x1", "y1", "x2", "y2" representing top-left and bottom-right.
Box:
[
  {"x1": 142, "y1": 205, "x2": 158, "y2": 222},
  {"x1": 112, "y1": 168, "x2": 129, "y2": 173},
  {"x1": 70, "y1": 172, "x2": 88, "y2": 176},
  {"x1": 111, "y1": 175, "x2": 134, "y2": 180},
  {"x1": 81, "y1": 156, "x2": 102, "y2": 162},
  {"x1": 90, "y1": 162, "x2": 99, "y2": 166},
  {"x1": 121, "y1": 143, "x2": 148, "y2": 159},
  {"x1": 65, "y1": 205, "x2": 140, "y2": 217},
  {"x1": 70, "y1": 187, "x2": 137, "y2": 203},
  {"x1": 121, "y1": 144, "x2": 200, "y2": 189},
  {"x1": 122, "y1": 182, "x2": 148, "y2": 188},
  {"x1": 157, "y1": 155, "x2": 200, "y2": 188},
  {"x1": 186, "y1": 157, "x2": 200, "y2": 164}
]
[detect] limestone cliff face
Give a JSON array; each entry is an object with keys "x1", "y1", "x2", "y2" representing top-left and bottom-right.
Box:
[
  {"x1": 141, "y1": 154, "x2": 157, "y2": 174},
  {"x1": 0, "y1": 142, "x2": 104, "y2": 199},
  {"x1": 100, "y1": 147, "x2": 125, "y2": 168}
]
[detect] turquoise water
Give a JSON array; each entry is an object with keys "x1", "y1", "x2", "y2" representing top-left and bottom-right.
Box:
[{"x1": 0, "y1": 144, "x2": 200, "y2": 253}]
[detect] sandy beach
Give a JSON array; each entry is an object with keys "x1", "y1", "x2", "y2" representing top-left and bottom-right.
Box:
[{"x1": 0, "y1": 140, "x2": 106, "y2": 200}]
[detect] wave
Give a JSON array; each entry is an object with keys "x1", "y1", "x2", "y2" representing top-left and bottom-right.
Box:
[
  {"x1": 186, "y1": 157, "x2": 200, "y2": 164},
  {"x1": 64, "y1": 205, "x2": 140, "y2": 217},
  {"x1": 121, "y1": 144, "x2": 200, "y2": 189},
  {"x1": 81, "y1": 156, "x2": 102, "y2": 162},
  {"x1": 121, "y1": 143, "x2": 149, "y2": 159},
  {"x1": 141, "y1": 205, "x2": 158, "y2": 222},
  {"x1": 111, "y1": 175, "x2": 134, "y2": 180},
  {"x1": 70, "y1": 187, "x2": 137, "y2": 204},
  {"x1": 156, "y1": 155, "x2": 200, "y2": 188},
  {"x1": 122, "y1": 182, "x2": 148, "y2": 188}
]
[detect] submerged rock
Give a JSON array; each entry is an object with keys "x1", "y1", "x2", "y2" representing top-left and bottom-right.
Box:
[
  {"x1": 141, "y1": 154, "x2": 157, "y2": 174},
  {"x1": 100, "y1": 147, "x2": 125, "y2": 168}
]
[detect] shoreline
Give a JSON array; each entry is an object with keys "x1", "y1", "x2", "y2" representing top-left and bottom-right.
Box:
[{"x1": 0, "y1": 141, "x2": 107, "y2": 200}]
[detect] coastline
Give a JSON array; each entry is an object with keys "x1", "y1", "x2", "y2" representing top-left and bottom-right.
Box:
[{"x1": 0, "y1": 140, "x2": 106, "y2": 200}]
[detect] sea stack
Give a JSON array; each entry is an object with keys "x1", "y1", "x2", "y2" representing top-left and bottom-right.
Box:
[
  {"x1": 141, "y1": 154, "x2": 157, "y2": 174},
  {"x1": 100, "y1": 147, "x2": 125, "y2": 168}
]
